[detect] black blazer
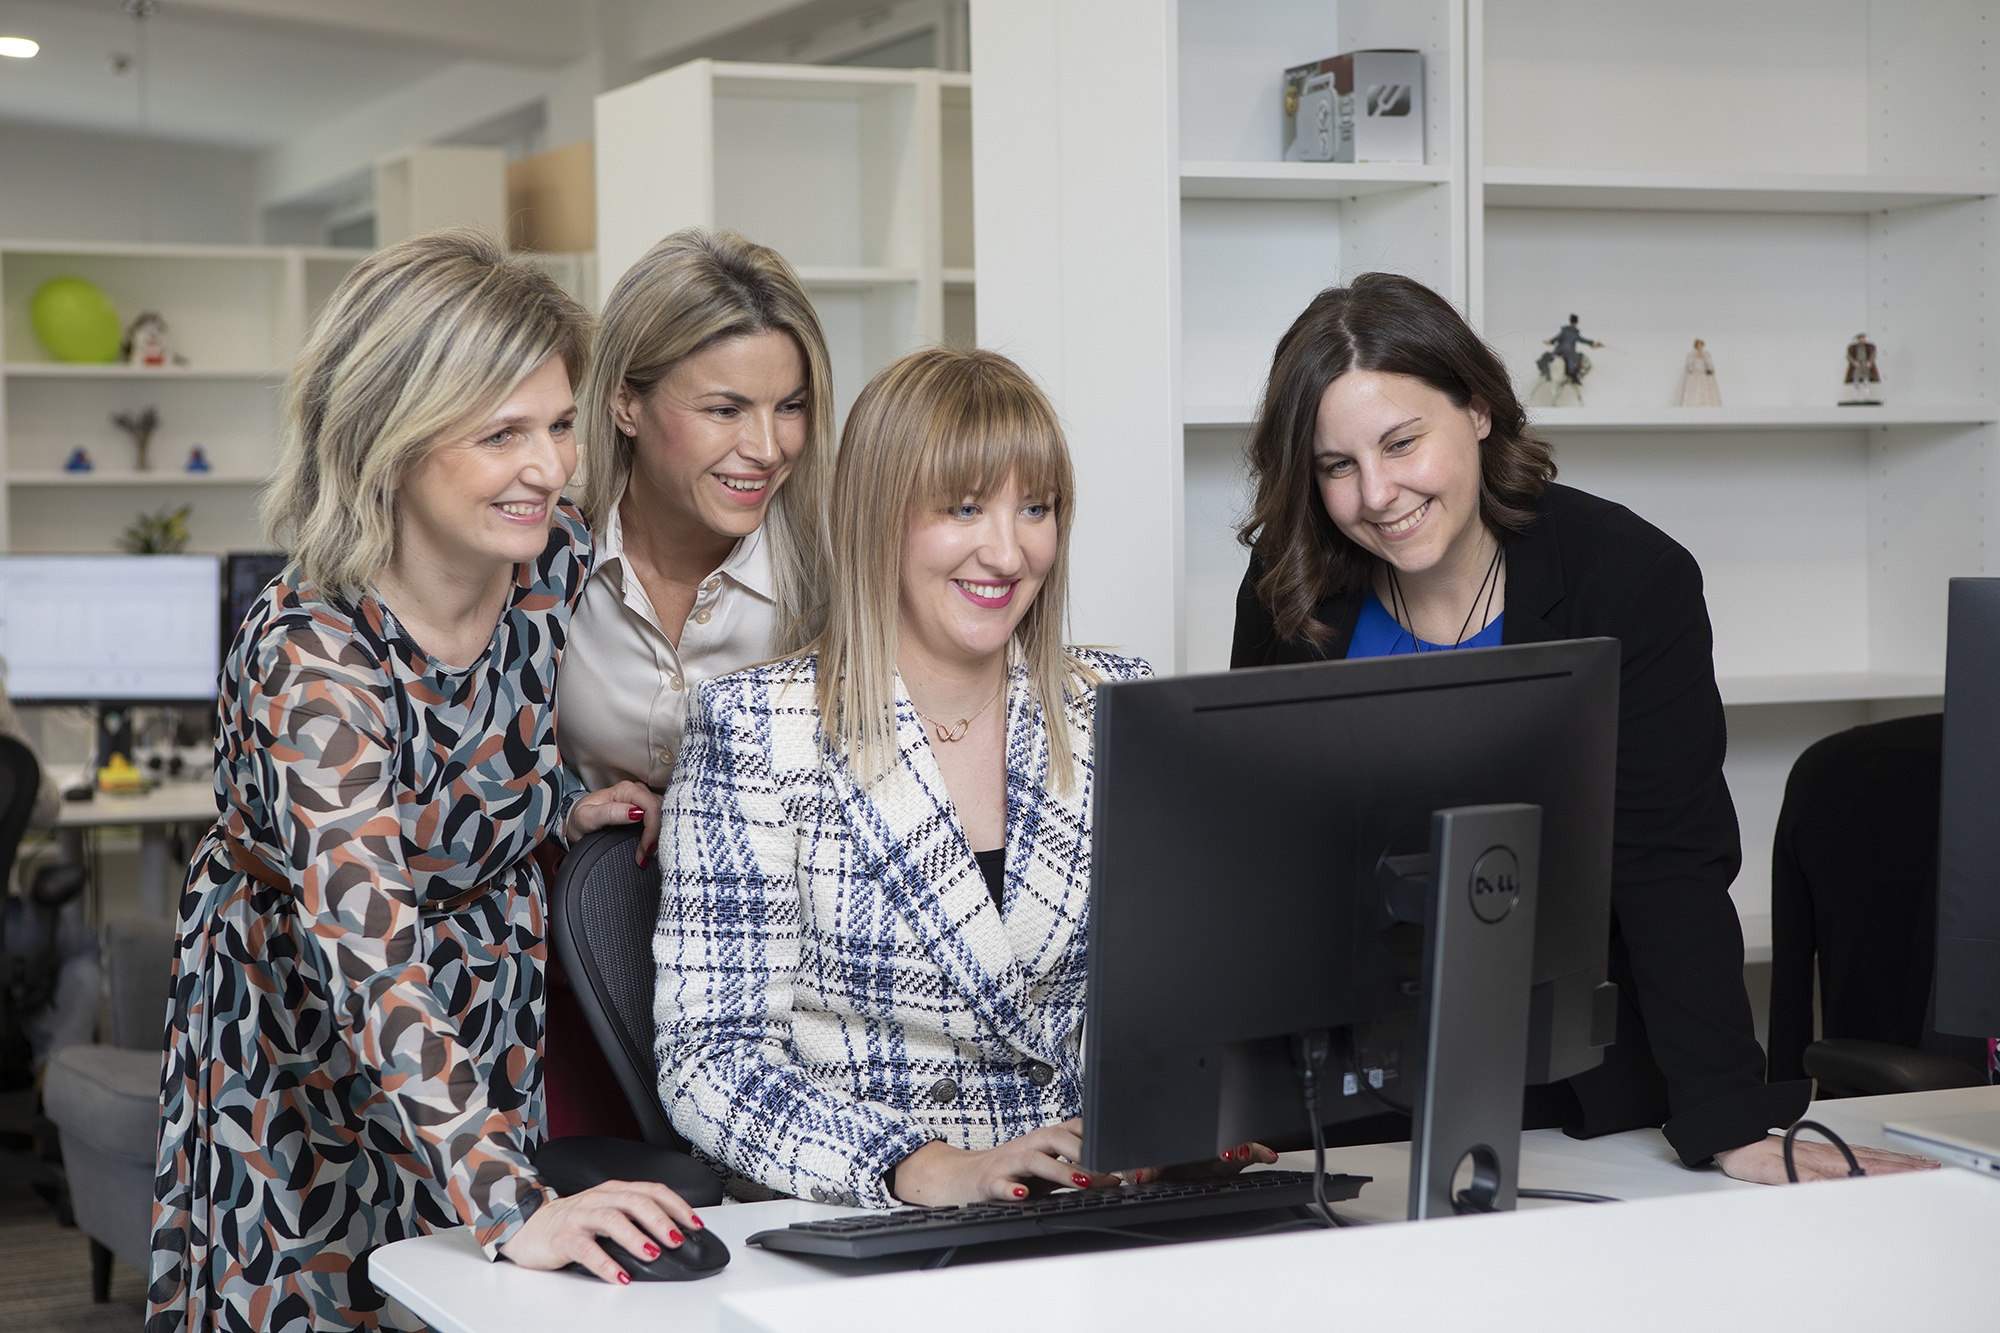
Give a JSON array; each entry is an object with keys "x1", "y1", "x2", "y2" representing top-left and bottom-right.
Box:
[{"x1": 1232, "y1": 483, "x2": 1810, "y2": 1165}]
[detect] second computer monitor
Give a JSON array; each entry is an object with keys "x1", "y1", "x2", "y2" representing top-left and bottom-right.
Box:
[
  {"x1": 0, "y1": 554, "x2": 221, "y2": 704},
  {"x1": 1082, "y1": 639, "x2": 1619, "y2": 1174}
]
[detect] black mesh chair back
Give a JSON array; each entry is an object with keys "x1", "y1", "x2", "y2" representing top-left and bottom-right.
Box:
[{"x1": 548, "y1": 826, "x2": 688, "y2": 1151}]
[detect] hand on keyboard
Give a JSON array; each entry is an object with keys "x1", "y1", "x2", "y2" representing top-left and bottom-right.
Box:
[
  {"x1": 892, "y1": 1117, "x2": 1123, "y2": 1207},
  {"x1": 1123, "y1": 1141, "x2": 1280, "y2": 1186}
]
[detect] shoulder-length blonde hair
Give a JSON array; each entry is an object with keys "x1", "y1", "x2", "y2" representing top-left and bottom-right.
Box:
[
  {"x1": 577, "y1": 229, "x2": 834, "y2": 653},
  {"x1": 815, "y1": 347, "x2": 1096, "y2": 792},
  {"x1": 264, "y1": 227, "x2": 591, "y2": 601}
]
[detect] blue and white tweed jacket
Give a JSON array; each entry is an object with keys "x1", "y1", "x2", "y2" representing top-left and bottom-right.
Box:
[{"x1": 653, "y1": 646, "x2": 1151, "y2": 1208}]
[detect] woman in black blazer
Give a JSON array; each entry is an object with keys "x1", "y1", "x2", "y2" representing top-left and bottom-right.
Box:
[{"x1": 1230, "y1": 274, "x2": 1928, "y2": 1183}]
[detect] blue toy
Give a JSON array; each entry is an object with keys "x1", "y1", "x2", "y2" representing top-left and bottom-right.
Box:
[
  {"x1": 63, "y1": 447, "x2": 93, "y2": 473},
  {"x1": 184, "y1": 445, "x2": 211, "y2": 473}
]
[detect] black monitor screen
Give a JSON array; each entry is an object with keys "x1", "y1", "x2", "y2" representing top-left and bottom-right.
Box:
[
  {"x1": 224, "y1": 552, "x2": 291, "y2": 654},
  {"x1": 1082, "y1": 639, "x2": 1619, "y2": 1173},
  {"x1": 0, "y1": 554, "x2": 221, "y2": 703}
]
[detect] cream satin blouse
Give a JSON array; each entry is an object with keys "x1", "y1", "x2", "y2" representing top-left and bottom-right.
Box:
[{"x1": 557, "y1": 505, "x2": 778, "y2": 792}]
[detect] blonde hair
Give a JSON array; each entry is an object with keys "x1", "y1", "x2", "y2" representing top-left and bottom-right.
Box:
[
  {"x1": 814, "y1": 347, "x2": 1096, "y2": 792},
  {"x1": 577, "y1": 229, "x2": 834, "y2": 653},
  {"x1": 264, "y1": 228, "x2": 591, "y2": 600}
]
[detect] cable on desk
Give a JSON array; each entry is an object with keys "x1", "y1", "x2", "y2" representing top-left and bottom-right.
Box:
[
  {"x1": 1782, "y1": 1118, "x2": 1864, "y2": 1183},
  {"x1": 1289, "y1": 1030, "x2": 1353, "y2": 1227},
  {"x1": 1517, "y1": 1188, "x2": 1621, "y2": 1204}
]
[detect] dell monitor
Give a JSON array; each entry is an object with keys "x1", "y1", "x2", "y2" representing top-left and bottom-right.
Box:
[
  {"x1": 1082, "y1": 638, "x2": 1620, "y2": 1213},
  {"x1": 223, "y1": 551, "x2": 291, "y2": 656}
]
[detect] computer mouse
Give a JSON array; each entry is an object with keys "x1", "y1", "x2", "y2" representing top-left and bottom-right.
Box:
[{"x1": 599, "y1": 1228, "x2": 730, "y2": 1282}]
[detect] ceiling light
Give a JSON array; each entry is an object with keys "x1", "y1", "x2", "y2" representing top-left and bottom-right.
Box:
[{"x1": 0, "y1": 37, "x2": 39, "y2": 58}]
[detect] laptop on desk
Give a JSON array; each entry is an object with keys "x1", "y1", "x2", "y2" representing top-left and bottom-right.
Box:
[{"x1": 1885, "y1": 1113, "x2": 2000, "y2": 1178}]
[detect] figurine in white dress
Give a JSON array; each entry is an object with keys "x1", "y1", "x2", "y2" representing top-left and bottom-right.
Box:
[{"x1": 1677, "y1": 339, "x2": 1721, "y2": 407}]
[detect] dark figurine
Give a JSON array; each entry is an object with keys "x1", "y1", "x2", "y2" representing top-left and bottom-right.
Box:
[
  {"x1": 1534, "y1": 314, "x2": 1603, "y2": 406},
  {"x1": 1840, "y1": 333, "x2": 1882, "y2": 405},
  {"x1": 185, "y1": 445, "x2": 211, "y2": 473},
  {"x1": 64, "y1": 447, "x2": 93, "y2": 473}
]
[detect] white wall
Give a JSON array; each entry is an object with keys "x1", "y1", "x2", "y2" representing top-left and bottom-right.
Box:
[{"x1": 0, "y1": 118, "x2": 258, "y2": 245}]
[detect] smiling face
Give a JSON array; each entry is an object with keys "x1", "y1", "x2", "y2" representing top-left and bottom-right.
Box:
[
  {"x1": 897, "y1": 473, "x2": 1059, "y2": 672},
  {"x1": 1312, "y1": 369, "x2": 1493, "y2": 580},
  {"x1": 615, "y1": 329, "x2": 807, "y2": 542},
  {"x1": 394, "y1": 354, "x2": 577, "y2": 580}
]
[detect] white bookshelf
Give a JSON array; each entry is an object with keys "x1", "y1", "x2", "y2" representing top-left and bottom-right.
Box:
[
  {"x1": 0, "y1": 241, "x2": 366, "y2": 553},
  {"x1": 970, "y1": 0, "x2": 1996, "y2": 923},
  {"x1": 595, "y1": 61, "x2": 974, "y2": 428}
]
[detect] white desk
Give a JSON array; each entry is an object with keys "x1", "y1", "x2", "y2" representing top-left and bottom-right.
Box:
[
  {"x1": 56, "y1": 780, "x2": 216, "y2": 918},
  {"x1": 371, "y1": 1086, "x2": 2000, "y2": 1333}
]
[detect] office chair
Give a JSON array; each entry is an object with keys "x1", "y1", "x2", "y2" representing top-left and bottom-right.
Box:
[
  {"x1": 0, "y1": 734, "x2": 88, "y2": 1213},
  {"x1": 538, "y1": 825, "x2": 722, "y2": 1206},
  {"x1": 1768, "y1": 714, "x2": 1989, "y2": 1097}
]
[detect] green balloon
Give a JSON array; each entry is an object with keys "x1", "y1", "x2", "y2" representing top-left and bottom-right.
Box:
[{"x1": 30, "y1": 276, "x2": 122, "y2": 363}]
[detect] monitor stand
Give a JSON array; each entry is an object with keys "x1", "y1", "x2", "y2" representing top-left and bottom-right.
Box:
[{"x1": 1405, "y1": 803, "x2": 1542, "y2": 1221}]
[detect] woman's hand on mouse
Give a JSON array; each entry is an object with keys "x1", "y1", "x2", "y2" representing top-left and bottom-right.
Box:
[
  {"x1": 1712, "y1": 1135, "x2": 1940, "y2": 1184},
  {"x1": 1121, "y1": 1142, "x2": 1280, "y2": 1185},
  {"x1": 500, "y1": 1180, "x2": 702, "y2": 1285},
  {"x1": 891, "y1": 1118, "x2": 1121, "y2": 1206},
  {"x1": 565, "y1": 781, "x2": 662, "y2": 867}
]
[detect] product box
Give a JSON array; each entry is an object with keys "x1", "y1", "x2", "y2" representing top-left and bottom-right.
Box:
[{"x1": 1282, "y1": 49, "x2": 1424, "y2": 164}]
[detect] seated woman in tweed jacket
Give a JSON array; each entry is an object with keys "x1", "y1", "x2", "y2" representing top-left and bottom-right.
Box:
[{"x1": 655, "y1": 348, "x2": 1268, "y2": 1207}]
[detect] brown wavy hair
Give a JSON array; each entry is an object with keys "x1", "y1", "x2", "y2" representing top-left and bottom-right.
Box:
[{"x1": 1238, "y1": 273, "x2": 1556, "y2": 648}]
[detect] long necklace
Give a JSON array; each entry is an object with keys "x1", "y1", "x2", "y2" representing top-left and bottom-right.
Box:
[
  {"x1": 913, "y1": 677, "x2": 1005, "y2": 743},
  {"x1": 1385, "y1": 540, "x2": 1505, "y2": 653}
]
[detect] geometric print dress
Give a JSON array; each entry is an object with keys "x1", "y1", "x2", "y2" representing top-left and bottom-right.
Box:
[{"x1": 148, "y1": 505, "x2": 591, "y2": 1333}]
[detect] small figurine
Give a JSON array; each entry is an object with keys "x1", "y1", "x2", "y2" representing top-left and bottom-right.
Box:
[
  {"x1": 111, "y1": 406, "x2": 159, "y2": 471},
  {"x1": 122, "y1": 311, "x2": 185, "y2": 368},
  {"x1": 63, "y1": 446, "x2": 94, "y2": 473},
  {"x1": 1841, "y1": 333, "x2": 1882, "y2": 405},
  {"x1": 1676, "y1": 339, "x2": 1722, "y2": 407},
  {"x1": 184, "y1": 444, "x2": 211, "y2": 473},
  {"x1": 1532, "y1": 314, "x2": 1603, "y2": 406}
]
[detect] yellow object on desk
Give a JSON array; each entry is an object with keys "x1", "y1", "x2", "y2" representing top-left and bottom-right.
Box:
[{"x1": 96, "y1": 752, "x2": 151, "y2": 794}]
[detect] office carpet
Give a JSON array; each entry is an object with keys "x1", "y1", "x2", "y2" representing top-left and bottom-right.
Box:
[{"x1": 0, "y1": 1176, "x2": 145, "y2": 1332}]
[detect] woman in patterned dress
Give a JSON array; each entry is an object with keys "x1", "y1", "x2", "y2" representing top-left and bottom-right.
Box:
[{"x1": 149, "y1": 230, "x2": 703, "y2": 1333}]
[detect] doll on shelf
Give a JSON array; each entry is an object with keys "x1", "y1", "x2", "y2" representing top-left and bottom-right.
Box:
[
  {"x1": 1531, "y1": 314, "x2": 1602, "y2": 406},
  {"x1": 1841, "y1": 334, "x2": 1882, "y2": 405},
  {"x1": 122, "y1": 311, "x2": 186, "y2": 369},
  {"x1": 1676, "y1": 339, "x2": 1722, "y2": 407}
]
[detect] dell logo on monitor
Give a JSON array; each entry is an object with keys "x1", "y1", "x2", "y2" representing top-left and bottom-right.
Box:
[{"x1": 1468, "y1": 847, "x2": 1521, "y2": 923}]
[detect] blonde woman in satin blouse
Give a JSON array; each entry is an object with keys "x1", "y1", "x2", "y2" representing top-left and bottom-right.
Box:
[{"x1": 560, "y1": 230, "x2": 834, "y2": 813}]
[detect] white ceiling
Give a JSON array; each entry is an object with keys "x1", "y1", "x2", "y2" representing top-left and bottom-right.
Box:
[{"x1": 0, "y1": 0, "x2": 476, "y2": 148}]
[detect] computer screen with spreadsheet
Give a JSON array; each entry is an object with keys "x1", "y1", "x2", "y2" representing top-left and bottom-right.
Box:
[{"x1": 0, "y1": 554, "x2": 221, "y2": 702}]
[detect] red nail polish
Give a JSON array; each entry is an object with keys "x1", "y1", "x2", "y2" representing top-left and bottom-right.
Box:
[
  {"x1": 1221, "y1": 1149, "x2": 1233, "y2": 1162},
  {"x1": 617, "y1": 1272, "x2": 631, "y2": 1286},
  {"x1": 628, "y1": 806, "x2": 644, "y2": 821},
  {"x1": 643, "y1": 1242, "x2": 659, "y2": 1258},
  {"x1": 1072, "y1": 1172, "x2": 1090, "y2": 1187},
  {"x1": 689, "y1": 1214, "x2": 704, "y2": 1230},
  {"x1": 1012, "y1": 1186, "x2": 1027, "y2": 1198},
  {"x1": 667, "y1": 1229, "x2": 685, "y2": 1245}
]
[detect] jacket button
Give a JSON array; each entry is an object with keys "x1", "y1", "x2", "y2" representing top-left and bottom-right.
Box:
[
  {"x1": 928, "y1": 1078, "x2": 959, "y2": 1103},
  {"x1": 1026, "y1": 1061, "x2": 1054, "y2": 1087}
]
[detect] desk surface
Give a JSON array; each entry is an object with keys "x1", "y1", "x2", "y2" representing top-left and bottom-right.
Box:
[
  {"x1": 371, "y1": 1086, "x2": 2000, "y2": 1333},
  {"x1": 55, "y1": 780, "x2": 217, "y2": 827}
]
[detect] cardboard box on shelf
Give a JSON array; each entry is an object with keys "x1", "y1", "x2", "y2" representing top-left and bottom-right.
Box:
[{"x1": 1282, "y1": 50, "x2": 1424, "y2": 164}]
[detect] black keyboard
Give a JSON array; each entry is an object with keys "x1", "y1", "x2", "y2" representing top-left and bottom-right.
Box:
[{"x1": 748, "y1": 1169, "x2": 1369, "y2": 1259}]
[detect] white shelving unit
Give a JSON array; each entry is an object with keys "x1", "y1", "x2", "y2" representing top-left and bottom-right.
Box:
[
  {"x1": 594, "y1": 61, "x2": 974, "y2": 428},
  {"x1": 971, "y1": 0, "x2": 1998, "y2": 924},
  {"x1": 0, "y1": 241, "x2": 367, "y2": 553}
]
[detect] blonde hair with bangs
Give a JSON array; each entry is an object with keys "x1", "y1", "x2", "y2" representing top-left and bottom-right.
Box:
[
  {"x1": 815, "y1": 347, "x2": 1096, "y2": 792},
  {"x1": 264, "y1": 227, "x2": 592, "y2": 601},
  {"x1": 577, "y1": 229, "x2": 834, "y2": 653}
]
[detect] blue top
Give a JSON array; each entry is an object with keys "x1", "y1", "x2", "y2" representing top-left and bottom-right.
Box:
[{"x1": 1348, "y1": 586, "x2": 1505, "y2": 658}]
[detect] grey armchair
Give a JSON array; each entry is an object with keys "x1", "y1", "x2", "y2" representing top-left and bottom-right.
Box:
[{"x1": 42, "y1": 915, "x2": 174, "y2": 1303}]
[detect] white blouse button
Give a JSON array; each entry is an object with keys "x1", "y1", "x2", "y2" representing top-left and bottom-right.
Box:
[
  {"x1": 657, "y1": 748, "x2": 674, "y2": 765},
  {"x1": 669, "y1": 675, "x2": 684, "y2": 691},
  {"x1": 693, "y1": 608, "x2": 712, "y2": 625},
  {"x1": 703, "y1": 576, "x2": 721, "y2": 592}
]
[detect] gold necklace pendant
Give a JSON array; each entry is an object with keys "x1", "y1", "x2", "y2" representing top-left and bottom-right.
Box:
[
  {"x1": 925, "y1": 716, "x2": 971, "y2": 743},
  {"x1": 913, "y1": 677, "x2": 1005, "y2": 744}
]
